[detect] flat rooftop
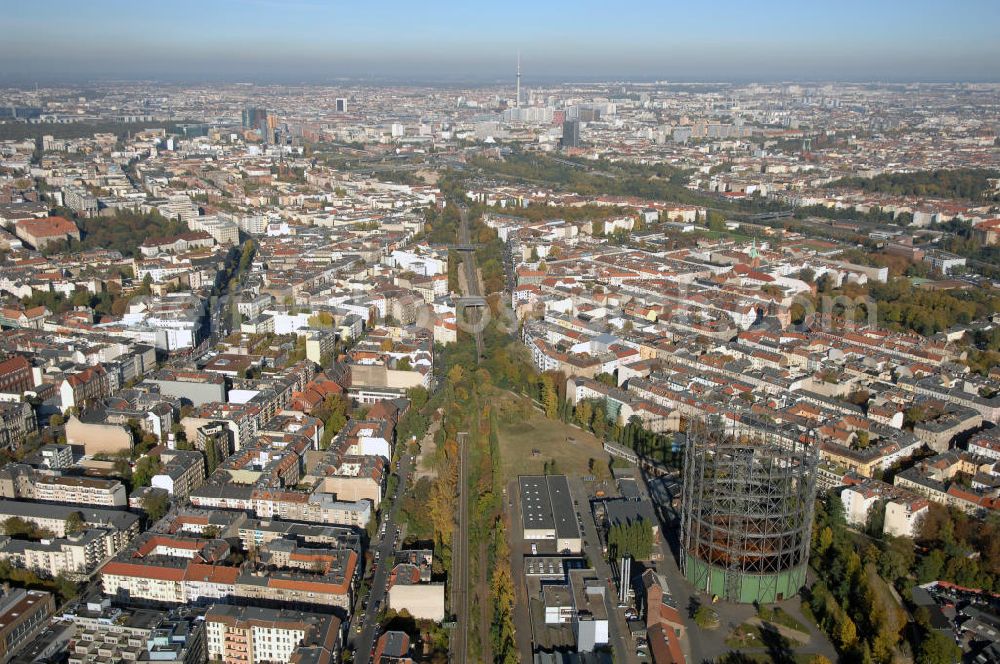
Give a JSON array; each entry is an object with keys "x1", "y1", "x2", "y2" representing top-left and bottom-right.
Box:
[
  {"x1": 520, "y1": 476, "x2": 554, "y2": 532},
  {"x1": 519, "y1": 475, "x2": 581, "y2": 541},
  {"x1": 547, "y1": 475, "x2": 580, "y2": 540}
]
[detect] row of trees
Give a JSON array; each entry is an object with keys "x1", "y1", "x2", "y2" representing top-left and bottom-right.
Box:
[
  {"x1": 470, "y1": 151, "x2": 719, "y2": 207},
  {"x1": 21, "y1": 280, "x2": 135, "y2": 319},
  {"x1": 424, "y1": 325, "x2": 519, "y2": 662},
  {"x1": 487, "y1": 407, "x2": 518, "y2": 664},
  {"x1": 607, "y1": 519, "x2": 654, "y2": 561},
  {"x1": 0, "y1": 120, "x2": 188, "y2": 142},
  {"x1": 396, "y1": 386, "x2": 431, "y2": 448},
  {"x1": 447, "y1": 251, "x2": 461, "y2": 292},
  {"x1": 472, "y1": 214, "x2": 507, "y2": 295},
  {"x1": 0, "y1": 559, "x2": 77, "y2": 602},
  {"x1": 827, "y1": 168, "x2": 1000, "y2": 201}
]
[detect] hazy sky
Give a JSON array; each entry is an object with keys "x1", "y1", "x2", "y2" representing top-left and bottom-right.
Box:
[{"x1": 2, "y1": 0, "x2": 998, "y2": 83}]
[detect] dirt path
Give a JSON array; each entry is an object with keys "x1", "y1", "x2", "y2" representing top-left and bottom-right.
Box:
[{"x1": 412, "y1": 418, "x2": 439, "y2": 482}]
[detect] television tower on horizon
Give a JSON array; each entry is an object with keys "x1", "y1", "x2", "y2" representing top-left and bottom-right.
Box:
[{"x1": 516, "y1": 51, "x2": 521, "y2": 108}]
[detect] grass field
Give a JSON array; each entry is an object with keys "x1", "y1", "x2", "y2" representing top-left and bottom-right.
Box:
[
  {"x1": 759, "y1": 607, "x2": 809, "y2": 634},
  {"x1": 495, "y1": 392, "x2": 608, "y2": 482}
]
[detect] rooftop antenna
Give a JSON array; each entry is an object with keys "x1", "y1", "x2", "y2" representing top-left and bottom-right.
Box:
[{"x1": 516, "y1": 51, "x2": 521, "y2": 108}]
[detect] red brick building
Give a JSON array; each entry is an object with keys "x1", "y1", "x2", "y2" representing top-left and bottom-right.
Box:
[
  {"x1": 0, "y1": 355, "x2": 32, "y2": 394},
  {"x1": 14, "y1": 216, "x2": 80, "y2": 250}
]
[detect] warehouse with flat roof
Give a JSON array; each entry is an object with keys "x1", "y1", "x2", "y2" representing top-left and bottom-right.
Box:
[{"x1": 518, "y1": 475, "x2": 582, "y2": 553}]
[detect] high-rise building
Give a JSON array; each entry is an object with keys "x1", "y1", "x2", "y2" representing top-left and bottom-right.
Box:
[
  {"x1": 335, "y1": 98, "x2": 347, "y2": 113},
  {"x1": 241, "y1": 107, "x2": 278, "y2": 143},
  {"x1": 562, "y1": 119, "x2": 581, "y2": 148},
  {"x1": 242, "y1": 107, "x2": 267, "y2": 129}
]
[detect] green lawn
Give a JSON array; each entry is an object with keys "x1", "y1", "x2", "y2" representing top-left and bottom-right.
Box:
[
  {"x1": 495, "y1": 393, "x2": 609, "y2": 483},
  {"x1": 759, "y1": 606, "x2": 809, "y2": 634},
  {"x1": 726, "y1": 619, "x2": 809, "y2": 651},
  {"x1": 716, "y1": 653, "x2": 818, "y2": 664}
]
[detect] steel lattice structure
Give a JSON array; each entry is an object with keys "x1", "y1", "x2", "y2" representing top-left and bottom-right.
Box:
[{"x1": 680, "y1": 420, "x2": 818, "y2": 604}]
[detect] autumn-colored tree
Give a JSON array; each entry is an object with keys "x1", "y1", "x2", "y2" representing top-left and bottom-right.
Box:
[
  {"x1": 65, "y1": 511, "x2": 86, "y2": 536},
  {"x1": 815, "y1": 526, "x2": 834, "y2": 558},
  {"x1": 427, "y1": 477, "x2": 455, "y2": 543},
  {"x1": 540, "y1": 375, "x2": 558, "y2": 419},
  {"x1": 837, "y1": 614, "x2": 857, "y2": 649},
  {"x1": 490, "y1": 522, "x2": 518, "y2": 664}
]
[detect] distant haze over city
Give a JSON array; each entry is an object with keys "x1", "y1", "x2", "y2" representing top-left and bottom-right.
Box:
[
  {"x1": 2, "y1": 0, "x2": 999, "y2": 83},
  {"x1": 0, "y1": 3, "x2": 999, "y2": 664}
]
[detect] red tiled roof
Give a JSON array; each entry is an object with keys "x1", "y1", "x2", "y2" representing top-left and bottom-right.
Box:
[{"x1": 15, "y1": 216, "x2": 77, "y2": 237}]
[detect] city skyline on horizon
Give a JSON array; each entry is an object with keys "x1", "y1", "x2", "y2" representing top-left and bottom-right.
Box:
[{"x1": 1, "y1": 0, "x2": 998, "y2": 84}]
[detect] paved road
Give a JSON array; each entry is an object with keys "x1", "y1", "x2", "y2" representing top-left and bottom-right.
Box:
[
  {"x1": 448, "y1": 431, "x2": 470, "y2": 664},
  {"x1": 350, "y1": 452, "x2": 413, "y2": 664}
]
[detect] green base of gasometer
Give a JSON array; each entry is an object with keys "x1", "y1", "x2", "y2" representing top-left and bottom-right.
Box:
[{"x1": 683, "y1": 556, "x2": 807, "y2": 604}]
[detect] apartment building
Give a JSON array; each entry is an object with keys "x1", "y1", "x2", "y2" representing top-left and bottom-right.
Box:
[
  {"x1": 62, "y1": 186, "x2": 98, "y2": 217},
  {"x1": 39, "y1": 444, "x2": 73, "y2": 470},
  {"x1": 64, "y1": 415, "x2": 134, "y2": 456},
  {"x1": 969, "y1": 432, "x2": 1000, "y2": 461},
  {"x1": 33, "y1": 475, "x2": 127, "y2": 507},
  {"x1": 912, "y1": 403, "x2": 983, "y2": 453},
  {"x1": 0, "y1": 589, "x2": 55, "y2": 662},
  {"x1": 0, "y1": 355, "x2": 33, "y2": 395},
  {"x1": 0, "y1": 500, "x2": 139, "y2": 543},
  {"x1": 373, "y1": 631, "x2": 414, "y2": 664},
  {"x1": 65, "y1": 602, "x2": 205, "y2": 664},
  {"x1": 0, "y1": 527, "x2": 116, "y2": 576},
  {"x1": 143, "y1": 369, "x2": 227, "y2": 406},
  {"x1": 205, "y1": 605, "x2": 340, "y2": 664},
  {"x1": 251, "y1": 490, "x2": 371, "y2": 529},
  {"x1": 894, "y1": 450, "x2": 1000, "y2": 514},
  {"x1": 151, "y1": 449, "x2": 206, "y2": 500},
  {"x1": 59, "y1": 365, "x2": 112, "y2": 412},
  {"x1": 236, "y1": 519, "x2": 361, "y2": 553},
  {"x1": 0, "y1": 402, "x2": 36, "y2": 450},
  {"x1": 641, "y1": 570, "x2": 686, "y2": 664},
  {"x1": 101, "y1": 533, "x2": 358, "y2": 611},
  {"x1": 841, "y1": 479, "x2": 930, "y2": 538}
]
